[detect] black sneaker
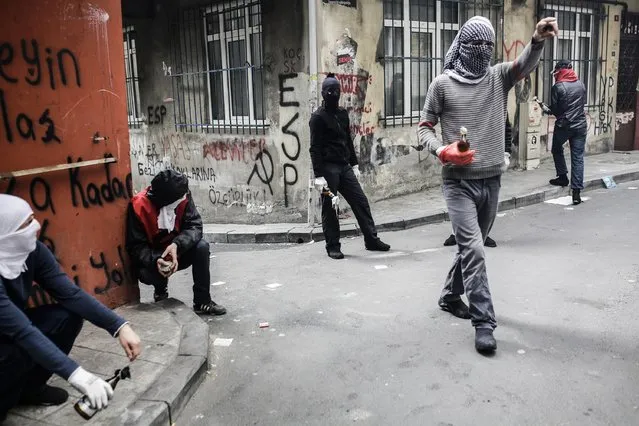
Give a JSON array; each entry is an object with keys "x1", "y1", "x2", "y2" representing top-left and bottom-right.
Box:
[
  {"x1": 443, "y1": 234, "x2": 456, "y2": 246},
  {"x1": 549, "y1": 174, "x2": 569, "y2": 187},
  {"x1": 572, "y1": 189, "x2": 582, "y2": 205},
  {"x1": 365, "y1": 239, "x2": 390, "y2": 252},
  {"x1": 194, "y1": 301, "x2": 227, "y2": 316},
  {"x1": 327, "y1": 250, "x2": 344, "y2": 259},
  {"x1": 438, "y1": 298, "x2": 471, "y2": 319},
  {"x1": 154, "y1": 290, "x2": 169, "y2": 302},
  {"x1": 484, "y1": 236, "x2": 497, "y2": 248},
  {"x1": 475, "y1": 328, "x2": 497, "y2": 353},
  {"x1": 19, "y1": 385, "x2": 69, "y2": 406}
]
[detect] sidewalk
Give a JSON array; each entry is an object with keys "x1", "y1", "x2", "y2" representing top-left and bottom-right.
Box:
[
  {"x1": 203, "y1": 151, "x2": 639, "y2": 244},
  {"x1": 4, "y1": 298, "x2": 208, "y2": 426}
]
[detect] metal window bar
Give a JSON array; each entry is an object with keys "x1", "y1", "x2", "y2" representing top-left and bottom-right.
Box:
[
  {"x1": 168, "y1": 0, "x2": 266, "y2": 135},
  {"x1": 537, "y1": 1, "x2": 606, "y2": 111},
  {"x1": 381, "y1": 0, "x2": 504, "y2": 128},
  {"x1": 123, "y1": 26, "x2": 143, "y2": 129}
]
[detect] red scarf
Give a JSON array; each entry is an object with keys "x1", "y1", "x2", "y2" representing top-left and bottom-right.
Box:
[{"x1": 555, "y1": 68, "x2": 578, "y2": 83}]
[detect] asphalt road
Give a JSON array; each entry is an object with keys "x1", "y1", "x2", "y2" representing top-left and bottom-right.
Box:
[{"x1": 141, "y1": 181, "x2": 639, "y2": 426}]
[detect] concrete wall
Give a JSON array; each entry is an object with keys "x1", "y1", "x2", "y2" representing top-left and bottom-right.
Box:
[
  {"x1": 1, "y1": 0, "x2": 138, "y2": 308},
  {"x1": 317, "y1": 0, "x2": 442, "y2": 202},
  {"x1": 127, "y1": 0, "x2": 312, "y2": 224},
  {"x1": 127, "y1": 0, "x2": 626, "y2": 225}
]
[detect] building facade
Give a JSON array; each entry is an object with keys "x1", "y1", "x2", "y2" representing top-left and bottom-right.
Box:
[{"x1": 123, "y1": 0, "x2": 638, "y2": 224}]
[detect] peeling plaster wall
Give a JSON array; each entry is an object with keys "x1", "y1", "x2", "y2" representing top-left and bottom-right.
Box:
[
  {"x1": 317, "y1": 0, "x2": 442, "y2": 202},
  {"x1": 126, "y1": 0, "x2": 311, "y2": 224}
]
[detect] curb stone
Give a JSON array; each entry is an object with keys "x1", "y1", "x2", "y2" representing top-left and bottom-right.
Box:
[
  {"x1": 122, "y1": 298, "x2": 209, "y2": 426},
  {"x1": 204, "y1": 170, "x2": 639, "y2": 244}
]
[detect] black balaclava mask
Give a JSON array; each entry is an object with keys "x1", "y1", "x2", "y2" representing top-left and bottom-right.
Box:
[
  {"x1": 147, "y1": 169, "x2": 189, "y2": 207},
  {"x1": 321, "y1": 73, "x2": 341, "y2": 110}
]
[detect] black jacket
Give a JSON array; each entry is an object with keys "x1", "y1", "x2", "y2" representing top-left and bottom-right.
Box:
[
  {"x1": 125, "y1": 193, "x2": 203, "y2": 269},
  {"x1": 551, "y1": 80, "x2": 587, "y2": 129},
  {"x1": 505, "y1": 114, "x2": 513, "y2": 154},
  {"x1": 309, "y1": 106, "x2": 358, "y2": 177}
]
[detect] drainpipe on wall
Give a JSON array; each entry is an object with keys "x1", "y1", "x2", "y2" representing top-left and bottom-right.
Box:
[{"x1": 307, "y1": 0, "x2": 319, "y2": 226}]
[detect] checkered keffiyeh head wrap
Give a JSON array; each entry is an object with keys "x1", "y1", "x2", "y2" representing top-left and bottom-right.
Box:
[{"x1": 443, "y1": 16, "x2": 495, "y2": 84}]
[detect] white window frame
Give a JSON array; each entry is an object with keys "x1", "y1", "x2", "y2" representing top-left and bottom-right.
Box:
[
  {"x1": 383, "y1": 0, "x2": 460, "y2": 123},
  {"x1": 203, "y1": 1, "x2": 266, "y2": 129},
  {"x1": 123, "y1": 26, "x2": 144, "y2": 127},
  {"x1": 546, "y1": 4, "x2": 595, "y2": 104}
]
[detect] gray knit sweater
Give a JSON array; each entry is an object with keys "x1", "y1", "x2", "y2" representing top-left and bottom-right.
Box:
[{"x1": 418, "y1": 39, "x2": 545, "y2": 180}]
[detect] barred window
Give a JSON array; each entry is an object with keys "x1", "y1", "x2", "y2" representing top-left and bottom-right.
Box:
[
  {"x1": 382, "y1": 0, "x2": 503, "y2": 126},
  {"x1": 540, "y1": 4, "x2": 600, "y2": 105},
  {"x1": 170, "y1": 1, "x2": 266, "y2": 134},
  {"x1": 123, "y1": 26, "x2": 143, "y2": 128}
]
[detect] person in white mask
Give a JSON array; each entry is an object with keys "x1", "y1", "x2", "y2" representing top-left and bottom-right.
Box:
[
  {"x1": 126, "y1": 169, "x2": 226, "y2": 315},
  {"x1": 0, "y1": 194, "x2": 141, "y2": 421}
]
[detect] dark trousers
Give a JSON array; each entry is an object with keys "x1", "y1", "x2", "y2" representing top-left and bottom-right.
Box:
[
  {"x1": 0, "y1": 305, "x2": 83, "y2": 421},
  {"x1": 137, "y1": 239, "x2": 212, "y2": 305},
  {"x1": 552, "y1": 125, "x2": 587, "y2": 190},
  {"x1": 321, "y1": 162, "x2": 379, "y2": 251},
  {"x1": 441, "y1": 177, "x2": 500, "y2": 329}
]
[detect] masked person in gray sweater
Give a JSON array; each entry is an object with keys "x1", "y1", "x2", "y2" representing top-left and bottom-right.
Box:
[{"x1": 417, "y1": 16, "x2": 558, "y2": 353}]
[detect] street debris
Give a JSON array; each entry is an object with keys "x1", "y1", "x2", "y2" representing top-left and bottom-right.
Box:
[
  {"x1": 265, "y1": 283, "x2": 282, "y2": 290},
  {"x1": 545, "y1": 196, "x2": 589, "y2": 206},
  {"x1": 374, "y1": 265, "x2": 388, "y2": 270},
  {"x1": 213, "y1": 338, "x2": 234, "y2": 347},
  {"x1": 602, "y1": 176, "x2": 617, "y2": 188},
  {"x1": 211, "y1": 281, "x2": 226, "y2": 286},
  {"x1": 517, "y1": 349, "x2": 526, "y2": 355},
  {"x1": 259, "y1": 322, "x2": 269, "y2": 328}
]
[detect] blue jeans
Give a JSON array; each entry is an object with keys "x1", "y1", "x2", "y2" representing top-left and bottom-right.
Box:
[{"x1": 551, "y1": 125, "x2": 587, "y2": 190}]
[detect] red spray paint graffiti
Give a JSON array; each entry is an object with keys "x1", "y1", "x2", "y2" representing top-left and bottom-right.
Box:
[{"x1": 202, "y1": 138, "x2": 267, "y2": 163}]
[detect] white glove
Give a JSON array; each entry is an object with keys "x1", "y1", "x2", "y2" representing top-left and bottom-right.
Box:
[
  {"x1": 314, "y1": 177, "x2": 328, "y2": 192},
  {"x1": 331, "y1": 195, "x2": 340, "y2": 209},
  {"x1": 504, "y1": 152, "x2": 511, "y2": 168},
  {"x1": 68, "y1": 367, "x2": 114, "y2": 410},
  {"x1": 352, "y1": 165, "x2": 361, "y2": 179}
]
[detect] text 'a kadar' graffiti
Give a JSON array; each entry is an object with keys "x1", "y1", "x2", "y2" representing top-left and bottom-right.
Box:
[
  {"x1": 0, "y1": 40, "x2": 80, "y2": 144},
  {"x1": 68, "y1": 154, "x2": 133, "y2": 208}
]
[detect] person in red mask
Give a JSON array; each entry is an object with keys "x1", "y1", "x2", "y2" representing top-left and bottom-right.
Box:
[
  {"x1": 548, "y1": 60, "x2": 587, "y2": 205},
  {"x1": 126, "y1": 170, "x2": 226, "y2": 315}
]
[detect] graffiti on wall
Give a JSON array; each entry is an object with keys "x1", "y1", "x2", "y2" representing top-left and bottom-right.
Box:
[
  {"x1": 2, "y1": 155, "x2": 134, "y2": 300},
  {"x1": 0, "y1": 33, "x2": 136, "y2": 304},
  {"x1": 595, "y1": 75, "x2": 615, "y2": 135},
  {"x1": 0, "y1": 39, "x2": 78, "y2": 144},
  {"x1": 278, "y1": 73, "x2": 301, "y2": 207}
]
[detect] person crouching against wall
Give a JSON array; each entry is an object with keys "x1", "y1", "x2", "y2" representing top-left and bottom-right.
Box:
[
  {"x1": 126, "y1": 169, "x2": 226, "y2": 315},
  {"x1": 0, "y1": 195, "x2": 142, "y2": 422}
]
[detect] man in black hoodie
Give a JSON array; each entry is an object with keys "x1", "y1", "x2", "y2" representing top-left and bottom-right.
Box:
[
  {"x1": 126, "y1": 170, "x2": 226, "y2": 315},
  {"x1": 309, "y1": 74, "x2": 390, "y2": 259}
]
